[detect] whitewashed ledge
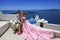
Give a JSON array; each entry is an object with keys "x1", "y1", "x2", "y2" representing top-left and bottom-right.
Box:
[
  {"x1": 0, "y1": 21, "x2": 10, "y2": 37},
  {"x1": 44, "y1": 23, "x2": 60, "y2": 31}
]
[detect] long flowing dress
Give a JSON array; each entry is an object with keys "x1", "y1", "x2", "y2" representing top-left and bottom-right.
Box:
[{"x1": 23, "y1": 20, "x2": 54, "y2": 40}]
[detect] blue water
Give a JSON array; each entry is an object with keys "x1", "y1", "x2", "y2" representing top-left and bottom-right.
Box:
[
  {"x1": 26, "y1": 12, "x2": 60, "y2": 25},
  {"x1": 1, "y1": 9, "x2": 60, "y2": 24}
]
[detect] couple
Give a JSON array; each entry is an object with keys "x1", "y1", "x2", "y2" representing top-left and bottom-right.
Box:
[{"x1": 14, "y1": 11, "x2": 26, "y2": 35}]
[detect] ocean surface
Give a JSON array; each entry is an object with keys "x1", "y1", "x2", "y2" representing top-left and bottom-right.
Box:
[{"x1": 1, "y1": 9, "x2": 60, "y2": 24}]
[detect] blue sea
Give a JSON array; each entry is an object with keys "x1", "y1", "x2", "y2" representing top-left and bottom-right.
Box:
[{"x1": 1, "y1": 9, "x2": 60, "y2": 25}]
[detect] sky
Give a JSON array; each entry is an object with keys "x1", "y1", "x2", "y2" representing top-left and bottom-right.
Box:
[{"x1": 0, "y1": 0, "x2": 60, "y2": 10}]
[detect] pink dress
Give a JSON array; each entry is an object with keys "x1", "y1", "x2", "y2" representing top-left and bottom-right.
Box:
[{"x1": 23, "y1": 20, "x2": 54, "y2": 40}]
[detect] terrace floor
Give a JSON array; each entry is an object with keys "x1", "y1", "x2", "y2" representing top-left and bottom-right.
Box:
[
  {"x1": 0, "y1": 28, "x2": 60, "y2": 40},
  {"x1": 0, "y1": 28, "x2": 24, "y2": 40}
]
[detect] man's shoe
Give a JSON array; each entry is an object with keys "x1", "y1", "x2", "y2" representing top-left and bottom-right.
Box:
[{"x1": 14, "y1": 29, "x2": 18, "y2": 34}]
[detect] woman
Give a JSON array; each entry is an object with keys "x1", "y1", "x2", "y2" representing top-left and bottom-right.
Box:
[{"x1": 17, "y1": 11, "x2": 26, "y2": 35}]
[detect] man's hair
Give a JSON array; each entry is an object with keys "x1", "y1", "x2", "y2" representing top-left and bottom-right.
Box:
[
  {"x1": 17, "y1": 10, "x2": 23, "y2": 13},
  {"x1": 17, "y1": 10, "x2": 20, "y2": 13}
]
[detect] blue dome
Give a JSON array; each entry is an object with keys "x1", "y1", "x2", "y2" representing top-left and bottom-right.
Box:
[{"x1": 28, "y1": 18, "x2": 36, "y2": 24}]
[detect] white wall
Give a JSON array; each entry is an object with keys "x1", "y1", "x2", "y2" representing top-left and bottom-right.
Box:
[{"x1": 0, "y1": 14, "x2": 17, "y2": 21}]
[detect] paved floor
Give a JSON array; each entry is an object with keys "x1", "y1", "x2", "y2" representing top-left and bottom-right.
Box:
[
  {"x1": 0, "y1": 28, "x2": 60, "y2": 40},
  {"x1": 0, "y1": 28, "x2": 24, "y2": 40}
]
